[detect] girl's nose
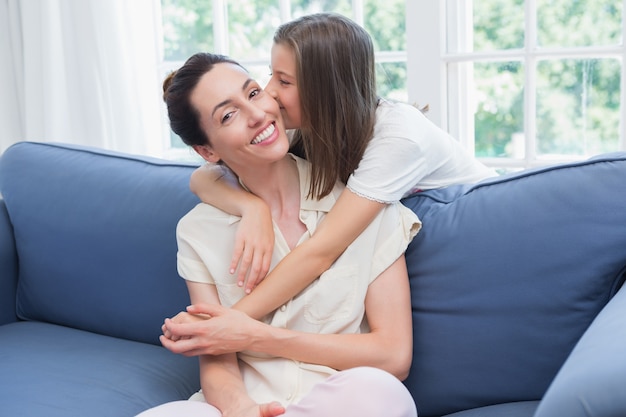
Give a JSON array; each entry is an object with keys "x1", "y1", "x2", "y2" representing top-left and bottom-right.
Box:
[{"x1": 264, "y1": 79, "x2": 278, "y2": 99}]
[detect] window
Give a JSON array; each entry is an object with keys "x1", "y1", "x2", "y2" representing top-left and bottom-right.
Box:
[
  {"x1": 410, "y1": 1, "x2": 626, "y2": 172},
  {"x1": 159, "y1": 0, "x2": 406, "y2": 160}
]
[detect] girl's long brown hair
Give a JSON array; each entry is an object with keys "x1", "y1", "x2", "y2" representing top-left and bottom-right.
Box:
[{"x1": 276, "y1": 13, "x2": 378, "y2": 199}]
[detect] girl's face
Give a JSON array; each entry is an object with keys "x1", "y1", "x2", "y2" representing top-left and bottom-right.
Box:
[
  {"x1": 190, "y1": 63, "x2": 290, "y2": 172},
  {"x1": 265, "y1": 43, "x2": 302, "y2": 130}
]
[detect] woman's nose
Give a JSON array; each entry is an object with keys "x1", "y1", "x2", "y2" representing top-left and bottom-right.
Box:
[{"x1": 248, "y1": 103, "x2": 266, "y2": 125}]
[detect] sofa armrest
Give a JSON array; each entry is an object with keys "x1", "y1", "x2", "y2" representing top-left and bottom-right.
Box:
[
  {"x1": 534, "y1": 279, "x2": 626, "y2": 417},
  {"x1": 0, "y1": 198, "x2": 18, "y2": 324}
]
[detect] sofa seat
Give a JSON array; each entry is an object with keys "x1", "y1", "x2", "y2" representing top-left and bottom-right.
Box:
[
  {"x1": 443, "y1": 401, "x2": 539, "y2": 417},
  {"x1": 0, "y1": 321, "x2": 199, "y2": 416}
]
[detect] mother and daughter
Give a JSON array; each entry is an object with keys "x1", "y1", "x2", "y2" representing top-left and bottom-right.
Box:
[{"x1": 139, "y1": 12, "x2": 495, "y2": 417}]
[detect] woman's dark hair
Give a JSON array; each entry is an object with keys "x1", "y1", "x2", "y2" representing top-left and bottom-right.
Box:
[
  {"x1": 275, "y1": 13, "x2": 378, "y2": 199},
  {"x1": 162, "y1": 53, "x2": 242, "y2": 147}
]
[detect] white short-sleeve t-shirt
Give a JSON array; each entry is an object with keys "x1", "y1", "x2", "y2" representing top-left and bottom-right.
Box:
[{"x1": 346, "y1": 99, "x2": 497, "y2": 203}]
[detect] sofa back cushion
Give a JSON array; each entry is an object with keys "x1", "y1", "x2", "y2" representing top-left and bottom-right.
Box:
[
  {"x1": 0, "y1": 142, "x2": 200, "y2": 345},
  {"x1": 0, "y1": 199, "x2": 18, "y2": 325},
  {"x1": 401, "y1": 153, "x2": 626, "y2": 416}
]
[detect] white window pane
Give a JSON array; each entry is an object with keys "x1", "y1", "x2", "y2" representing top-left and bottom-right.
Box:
[
  {"x1": 377, "y1": 61, "x2": 408, "y2": 102},
  {"x1": 227, "y1": 1, "x2": 280, "y2": 60},
  {"x1": 473, "y1": 61, "x2": 524, "y2": 158},
  {"x1": 161, "y1": 0, "x2": 214, "y2": 61},
  {"x1": 364, "y1": 0, "x2": 405, "y2": 52},
  {"x1": 537, "y1": 0, "x2": 622, "y2": 48},
  {"x1": 473, "y1": 0, "x2": 525, "y2": 52},
  {"x1": 536, "y1": 58, "x2": 621, "y2": 157},
  {"x1": 290, "y1": 0, "x2": 352, "y2": 17}
]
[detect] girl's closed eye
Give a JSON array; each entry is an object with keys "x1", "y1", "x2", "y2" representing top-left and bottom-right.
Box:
[{"x1": 269, "y1": 72, "x2": 290, "y2": 87}]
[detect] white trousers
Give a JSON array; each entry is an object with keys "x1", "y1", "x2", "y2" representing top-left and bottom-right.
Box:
[{"x1": 136, "y1": 367, "x2": 418, "y2": 417}]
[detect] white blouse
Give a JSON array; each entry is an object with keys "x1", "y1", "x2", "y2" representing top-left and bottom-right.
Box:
[{"x1": 176, "y1": 154, "x2": 421, "y2": 406}]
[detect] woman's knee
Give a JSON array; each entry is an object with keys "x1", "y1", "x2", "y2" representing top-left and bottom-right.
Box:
[
  {"x1": 342, "y1": 367, "x2": 417, "y2": 416},
  {"x1": 288, "y1": 367, "x2": 417, "y2": 417}
]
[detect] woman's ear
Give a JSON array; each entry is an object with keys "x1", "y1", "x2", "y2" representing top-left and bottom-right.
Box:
[{"x1": 193, "y1": 145, "x2": 220, "y2": 163}]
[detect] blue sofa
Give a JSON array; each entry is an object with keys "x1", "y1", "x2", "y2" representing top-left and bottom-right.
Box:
[{"x1": 0, "y1": 141, "x2": 625, "y2": 417}]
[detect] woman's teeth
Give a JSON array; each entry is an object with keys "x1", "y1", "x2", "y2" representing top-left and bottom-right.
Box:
[{"x1": 251, "y1": 123, "x2": 275, "y2": 144}]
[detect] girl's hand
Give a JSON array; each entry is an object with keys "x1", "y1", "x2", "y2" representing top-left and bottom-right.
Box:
[
  {"x1": 160, "y1": 303, "x2": 263, "y2": 356},
  {"x1": 232, "y1": 203, "x2": 274, "y2": 293},
  {"x1": 161, "y1": 311, "x2": 207, "y2": 341},
  {"x1": 189, "y1": 163, "x2": 274, "y2": 294}
]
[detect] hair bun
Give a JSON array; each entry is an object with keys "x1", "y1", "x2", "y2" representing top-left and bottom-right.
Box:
[{"x1": 162, "y1": 70, "x2": 177, "y2": 101}]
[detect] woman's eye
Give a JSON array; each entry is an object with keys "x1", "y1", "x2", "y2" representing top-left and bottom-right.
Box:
[
  {"x1": 249, "y1": 88, "x2": 260, "y2": 98},
  {"x1": 221, "y1": 112, "x2": 234, "y2": 123},
  {"x1": 279, "y1": 79, "x2": 290, "y2": 86}
]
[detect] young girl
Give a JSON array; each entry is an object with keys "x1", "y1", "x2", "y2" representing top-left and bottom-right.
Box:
[
  {"x1": 189, "y1": 13, "x2": 496, "y2": 320},
  {"x1": 140, "y1": 52, "x2": 419, "y2": 417}
]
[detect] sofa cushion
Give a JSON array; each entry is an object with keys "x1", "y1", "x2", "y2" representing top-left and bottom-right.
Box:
[
  {"x1": 0, "y1": 199, "x2": 18, "y2": 325},
  {"x1": 442, "y1": 401, "x2": 539, "y2": 417},
  {"x1": 401, "y1": 153, "x2": 626, "y2": 416},
  {"x1": 533, "y1": 281, "x2": 626, "y2": 417},
  {"x1": 0, "y1": 321, "x2": 200, "y2": 417},
  {"x1": 0, "y1": 142, "x2": 201, "y2": 344}
]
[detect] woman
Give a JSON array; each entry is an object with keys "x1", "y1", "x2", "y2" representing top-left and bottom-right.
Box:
[
  {"x1": 186, "y1": 13, "x2": 497, "y2": 321},
  {"x1": 139, "y1": 52, "x2": 420, "y2": 417}
]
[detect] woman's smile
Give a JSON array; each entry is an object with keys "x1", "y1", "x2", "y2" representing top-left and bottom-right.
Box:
[{"x1": 251, "y1": 122, "x2": 278, "y2": 145}]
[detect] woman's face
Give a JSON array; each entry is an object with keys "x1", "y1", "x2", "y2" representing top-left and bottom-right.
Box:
[
  {"x1": 265, "y1": 43, "x2": 302, "y2": 130},
  {"x1": 190, "y1": 63, "x2": 290, "y2": 171}
]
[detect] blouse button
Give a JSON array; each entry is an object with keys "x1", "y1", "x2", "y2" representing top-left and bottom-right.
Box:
[{"x1": 280, "y1": 305, "x2": 287, "y2": 312}]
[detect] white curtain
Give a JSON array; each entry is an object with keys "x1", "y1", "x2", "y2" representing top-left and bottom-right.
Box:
[{"x1": 0, "y1": 0, "x2": 164, "y2": 156}]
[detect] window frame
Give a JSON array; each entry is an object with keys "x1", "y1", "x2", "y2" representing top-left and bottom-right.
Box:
[{"x1": 407, "y1": 0, "x2": 626, "y2": 171}]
